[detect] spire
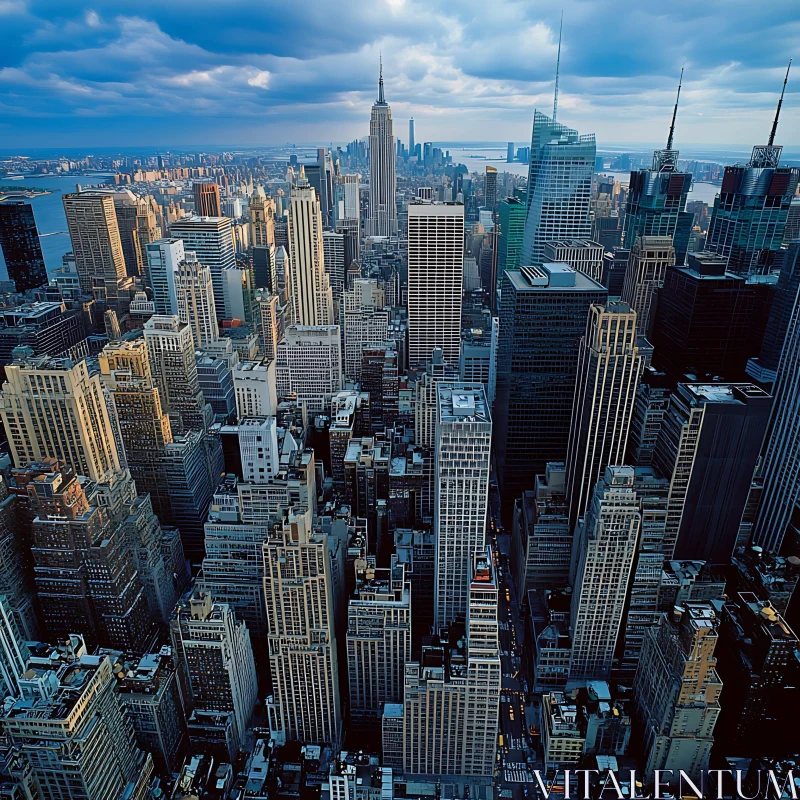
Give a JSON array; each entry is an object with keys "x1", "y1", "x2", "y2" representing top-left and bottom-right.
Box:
[
  {"x1": 666, "y1": 66, "x2": 684, "y2": 151},
  {"x1": 768, "y1": 58, "x2": 792, "y2": 147},
  {"x1": 553, "y1": 12, "x2": 563, "y2": 122},
  {"x1": 378, "y1": 53, "x2": 385, "y2": 104}
]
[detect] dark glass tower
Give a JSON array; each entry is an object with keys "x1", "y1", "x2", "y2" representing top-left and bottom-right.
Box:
[
  {"x1": 495, "y1": 264, "x2": 606, "y2": 517},
  {"x1": 623, "y1": 70, "x2": 694, "y2": 264},
  {"x1": 0, "y1": 201, "x2": 48, "y2": 292}
]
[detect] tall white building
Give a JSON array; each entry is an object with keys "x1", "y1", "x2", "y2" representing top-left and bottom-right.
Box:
[
  {"x1": 253, "y1": 289, "x2": 282, "y2": 362},
  {"x1": 622, "y1": 235, "x2": 675, "y2": 337},
  {"x1": 170, "y1": 216, "x2": 236, "y2": 318},
  {"x1": 275, "y1": 325, "x2": 343, "y2": 414},
  {"x1": 342, "y1": 279, "x2": 389, "y2": 381},
  {"x1": 287, "y1": 173, "x2": 334, "y2": 327},
  {"x1": 322, "y1": 230, "x2": 346, "y2": 307},
  {"x1": 565, "y1": 301, "x2": 643, "y2": 524},
  {"x1": 146, "y1": 238, "x2": 184, "y2": 315},
  {"x1": 0, "y1": 355, "x2": 121, "y2": 483},
  {"x1": 569, "y1": 466, "x2": 641, "y2": 681},
  {"x1": 543, "y1": 239, "x2": 605, "y2": 283},
  {"x1": 434, "y1": 384, "x2": 492, "y2": 628},
  {"x1": 233, "y1": 360, "x2": 277, "y2": 418},
  {"x1": 521, "y1": 112, "x2": 596, "y2": 268},
  {"x1": 367, "y1": 63, "x2": 398, "y2": 238},
  {"x1": 170, "y1": 590, "x2": 258, "y2": 755},
  {"x1": 174, "y1": 251, "x2": 219, "y2": 348},
  {"x1": 347, "y1": 557, "x2": 411, "y2": 734},
  {"x1": 264, "y1": 507, "x2": 343, "y2": 746},
  {"x1": 407, "y1": 200, "x2": 465, "y2": 365},
  {"x1": 398, "y1": 549, "x2": 500, "y2": 777}
]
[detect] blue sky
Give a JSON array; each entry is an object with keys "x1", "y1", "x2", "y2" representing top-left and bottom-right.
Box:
[{"x1": 0, "y1": 0, "x2": 798, "y2": 149}]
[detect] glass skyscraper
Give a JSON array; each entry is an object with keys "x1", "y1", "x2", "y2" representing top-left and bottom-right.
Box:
[
  {"x1": 520, "y1": 111, "x2": 595, "y2": 268},
  {"x1": 0, "y1": 201, "x2": 47, "y2": 292},
  {"x1": 497, "y1": 196, "x2": 526, "y2": 275}
]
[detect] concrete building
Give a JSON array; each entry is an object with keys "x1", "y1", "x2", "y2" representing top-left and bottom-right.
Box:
[
  {"x1": 170, "y1": 590, "x2": 258, "y2": 755},
  {"x1": 233, "y1": 359, "x2": 277, "y2": 418},
  {"x1": 543, "y1": 239, "x2": 604, "y2": 283},
  {"x1": 174, "y1": 250, "x2": 219, "y2": 348},
  {"x1": 275, "y1": 325, "x2": 343, "y2": 414},
  {"x1": 634, "y1": 603, "x2": 723, "y2": 786},
  {"x1": 193, "y1": 181, "x2": 222, "y2": 217},
  {"x1": 434, "y1": 384, "x2": 492, "y2": 628},
  {"x1": 542, "y1": 692, "x2": 585, "y2": 774},
  {"x1": 342, "y1": 279, "x2": 389, "y2": 381},
  {"x1": 0, "y1": 355, "x2": 121, "y2": 483},
  {"x1": 621, "y1": 235, "x2": 675, "y2": 337},
  {"x1": 254, "y1": 289, "x2": 282, "y2": 362},
  {"x1": 264, "y1": 508, "x2": 343, "y2": 747},
  {"x1": 407, "y1": 201, "x2": 464, "y2": 365},
  {"x1": 347, "y1": 557, "x2": 411, "y2": 738},
  {"x1": 287, "y1": 173, "x2": 334, "y2": 327},
  {"x1": 565, "y1": 301, "x2": 643, "y2": 525},
  {"x1": 569, "y1": 467, "x2": 641, "y2": 681}
]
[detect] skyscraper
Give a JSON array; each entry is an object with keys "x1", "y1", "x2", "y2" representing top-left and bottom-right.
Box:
[
  {"x1": 322, "y1": 230, "x2": 346, "y2": 308},
  {"x1": 367, "y1": 60, "x2": 398, "y2": 238},
  {"x1": 0, "y1": 201, "x2": 47, "y2": 291},
  {"x1": 484, "y1": 166, "x2": 498, "y2": 214},
  {"x1": 334, "y1": 173, "x2": 361, "y2": 267},
  {"x1": 287, "y1": 172, "x2": 334, "y2": 326},
  {"x1": 146, "y1": 237, "x2": 184, "y2": 315},
  {"x1": 569, "y1": 466, "x2": 641, "y2": 681},
  {"x1": 434, "y1": 384, "x2": 492, "y2": 628},
  {"x1": 170, "y1": 589, "x2": 258, "y2": 755},
  {"x1": 497, "y1": 196, "x2": 526, "y2": 275},
  {"x1": 0, "y1": 355, "x2": 121, "y2": 483},
  {"x1": 193, "y1": 181, "x2": 222, "y2": 217},
  {"x1": 408, "y1": 117, "x2": 415, "y2": 158},
  {"x1": 543, "y1": 239, "x2": 604, "y2": 283},
  {"x1": 495, "y1": 264, "x2": 606, "y2": 515},
  {"x1": 170, "y1": 216, "x2": 236, "y2": 319},
  {"x1": 654, "y1": 383, "x2": 770, "y2": 564},
  {"x1": 622, "y1": 235, "x2": 675, "y2": 337},
  {"x1": 342, "y1": 278, "x2": 389, "y2": 381},
  {"x1": 264, "y1": 507, "x2": 343, "y2": 746},
  {"x1": 623, "y1": 72, "x2": 693, "y2": 264},
  {"x1": 520, "y1": 111, "x2": 596, "y2": 268},
  {"x1": 113, "y1": 190, "x2": 159, "y2": 278},
  {"x1": 565, "y1": 301, "x2": 643, "y2": 524},
  {"x1": 63, "y1": 191, "x2": 128, "y2": 294},
  {"x1": 706, "y1": 65, "x2": 799, "y2": 276},
  {"x1": 174, "y1": 251, "x2": 219, "y2": 348},
  {"x1": 634, "y1": 603, "x2": 723, "y2": 785},
  {"x1": 407, "y1": 200, "x2": 464, "y2": 365}
]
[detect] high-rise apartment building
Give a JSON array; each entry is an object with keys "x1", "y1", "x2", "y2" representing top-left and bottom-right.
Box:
[
  {"x1": 275, "y1": 325, "x2": 343, "y2": 413},
  {"x1": 634, "y1": 603, "x2": 723, "y2": 785},
  {"x1": 434, "y1": 384, "x2": 492, "y2": 628},
  {"x1": 170, "y1": 590, "x2": 258, "y2": 755},
  {"x1": 407, "y1": 200, "x2": 464, "y2": 365},
  {"x1": 543, "y1": 239, "x2": 604, "y2": 283},
  {"x1": 144, "y1": 314, "x2": 211, "y2": 434},
  {"x1": 0, "y1": 201, "x2": 47, "y2": 291},
  {"x1": 175, "y1": 251, "x2": 219, "y2": 348},
  {"x1": 569, "y1": 466, "x2": 641, "y2": 681},
  {"x1": 521, "y1": 111, "x2": 595, "y2": 268},
  {"x1": 0, "y1": 355, "x2": 121, "y2": 483},
  {"x1": 347, "y1": 557, "x2": 411, "y2": 737},
  {"x1": 287, "y1": 173, "x2": 334, "y2": 326},
  {"x1": 622, "y1": 235, "x2": 675, "y2": 337},
  {"x1": 63, "y1": 191, "x2": 128, "y2": 293},
  {"x1": 1, "y1": 652, "x2": 153, "y2": 800},
  {"x1": 264, "y1": 508, "x2": 343, "y2": 747},
  {"x1": 193, "y1": 181, "x2": 222, "y2": 217},
  {"x1": 495, "y1": 264, "x2": 606, "y2": 513},
  {"x1": 145, "y1": 237, "x2": 184, "y2": 315},
  {"x1": 654, "y1": 383, "x2": 770, "y2": 564},
  {"x1": 367, "y1": 63, "x2": 398, "y2": 238},
  {"x1": 565, "y1": 301, "x2": 643, "y2": 524},
  {"x1": 170, "y1": 216, "x2": 236, "y2": 318}
]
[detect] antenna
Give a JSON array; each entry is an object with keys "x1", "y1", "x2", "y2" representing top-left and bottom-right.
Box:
[
  {"x1": 553, "y1": 12, "x2": 563, "y2": 122},
  {"x1": 666, "y1": 66, "x2": 684, "y2": 151},
  {"x1": 378, "y1": 52, "x2": 385, "y2": 104},
  {"x1": 768, "y1": 59, "x2": 792, "y2": 146}
]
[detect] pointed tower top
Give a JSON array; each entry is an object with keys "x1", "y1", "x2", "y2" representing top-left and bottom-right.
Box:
[
  {"x1": 768, "y1": 58, "x2": 792, "y2": 147},
  {"x1": 378, "y1": 53, "x2": 386, "y2": 104},
  {"x1": 553, "y1": 12, "x2": 563, "y2": 122},
  {"x1": 666, "y1": 65, "x2": 684, "y2": 151}
]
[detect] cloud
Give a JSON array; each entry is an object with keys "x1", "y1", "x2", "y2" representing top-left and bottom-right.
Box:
[{"x1": 0, "y1": 0, "x2": 797, "y2": 148}]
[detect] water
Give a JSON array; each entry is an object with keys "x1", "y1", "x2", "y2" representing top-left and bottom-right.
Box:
[{"x1": 0, "y1": 174, "x2": 113, "y2": 277}]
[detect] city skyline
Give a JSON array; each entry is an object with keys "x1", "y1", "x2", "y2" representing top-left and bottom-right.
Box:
[{"x1": 0, "y1": 1, "x2": 798, "y2": 148}]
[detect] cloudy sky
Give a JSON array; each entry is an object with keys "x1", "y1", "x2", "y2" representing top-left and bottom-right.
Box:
[{"x1": 0, "y1": 0, "x2": 797, "y2": 149}]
